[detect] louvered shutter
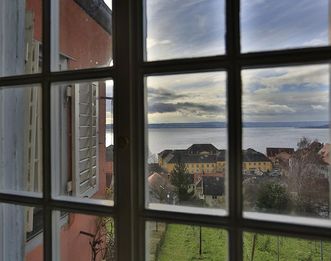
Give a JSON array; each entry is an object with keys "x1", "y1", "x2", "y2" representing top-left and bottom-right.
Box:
[
  {"x1": 24, "y1": 10, "x2": 42, "y2": 233},
  {"x1": 72, "y1": 82, "x2": 99, "y2": 198}
]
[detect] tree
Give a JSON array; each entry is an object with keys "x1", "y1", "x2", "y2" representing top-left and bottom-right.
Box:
[
  {"x1": 256, "y1": 182, "x2": 290, "y2": 213},
  {"x1": 289, "y1": 137, "x2": 329, "y2": 216},
  {"x1": 170, "y1": 160, "x2": 193, "y2": 202},
  {"x1": 297, "y1": 136, "x2": 312, "y2": 150},
  {"x1": 80, "y1": 217, "x2": 115, "y2": 261}
]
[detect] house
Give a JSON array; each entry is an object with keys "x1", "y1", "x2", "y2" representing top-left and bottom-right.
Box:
[
  {"x1": 158, "y1": 144, "x2": 226, "y2": 175},
  {"x1": 0, "y1": 0, "x2": 113, "y2": 260},
  {"x1": 242, "y1": 148, "x2": 273, "y2": 174},
  {"x1": 201, "y1": 176, "x2": 225, "y2": 207},
  {"x1": 266, "y1": 147, "x2": 295, "y2": 159},
  {"x1": 266, "y1": 147, "x2": 294, "y2": 173},
  {"x1": 159, "y1": 145, "x2": 272, "y2": 176}
]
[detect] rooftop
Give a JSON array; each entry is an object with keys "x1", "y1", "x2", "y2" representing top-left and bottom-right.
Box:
[
  {"x1": 243, "y1": 148, "x2": 271, "y2": 162},
  {"x1": 202, "y1": 176, "x2": 225, "y2": 196},
  {"x1": 75, "y1": 0, "x2": 112, "y2": 35}
]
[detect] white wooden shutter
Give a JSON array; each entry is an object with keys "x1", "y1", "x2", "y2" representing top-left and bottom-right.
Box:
[
  {"x1": 24, "y1": 10, "x2": 42, "y2": 233},
  {"x1": 72, "y1": 82, "x2": 99, "y2": 198}
]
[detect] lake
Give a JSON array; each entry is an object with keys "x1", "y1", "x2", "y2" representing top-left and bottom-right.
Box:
[{"x1": 106, "y1": 127, "x2": 330, "y2": 156}]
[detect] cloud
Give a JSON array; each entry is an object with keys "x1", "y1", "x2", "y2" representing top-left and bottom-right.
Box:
[
  {"x1": 243, "y1": 65, "x2": 329, "y2": 95},
  {"x1": 149, "y1": 102, "x2": 224, "y2": 115},
  {"x1": 146, "y1": 0, "x2": 225, "y2": 60},
  {"x1": 312, "y1": 105, "x2": 326, "y2": 111},
  {"x1": 244, "y1": 104, "x2": 296, "y2": 115},
  {"x1": 303, "y1": 37, "x2": 328, "y2": 47},
  {"x1": 148, "y1": 87, "x2": 187, "y2": 103},
  {"x1": 241, "y1": 0, "x2": 328, "y2": 52},
  {"x1": 149, "y1": 103, "x2": 177, "y2": 113},
  {"x1": 177, "y1": 102, "x2": 224, "y2": 113},
  {"x1": 146, "y1": 38, "x2": 171, "y2": 49},
  {"x1": 242, "y1": 64, "x2": 330, "y2": 121}
]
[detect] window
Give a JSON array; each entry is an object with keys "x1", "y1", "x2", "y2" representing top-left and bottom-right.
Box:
[{"x1": 1, "y1": 0, "x2": 331, "y2": 261}]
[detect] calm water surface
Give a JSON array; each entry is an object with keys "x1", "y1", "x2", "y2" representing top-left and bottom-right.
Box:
[{"x1": 106, "y1": 127, "x2": 329, "y2": 155}]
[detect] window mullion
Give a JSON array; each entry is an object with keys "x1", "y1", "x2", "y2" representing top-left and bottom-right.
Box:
[
  {"x1": 113, "y1": 0, "x2": 136, "y2": 260},
  {"x1": 42, "y1": 0, "x2": 52, "y2": 260},
  {"x1": 226, "y1": 0, "x2": 243, "y2": 259}
]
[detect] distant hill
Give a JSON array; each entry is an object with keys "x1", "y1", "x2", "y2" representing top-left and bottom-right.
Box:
[
  {"x1": 301, "y1": 124, "x2": 329, "y2": 129},
  {"x1": 106, "y1": 121, "x2": 329, "y2": 129}
]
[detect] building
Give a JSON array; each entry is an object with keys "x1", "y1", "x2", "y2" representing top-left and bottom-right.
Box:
[
  {"x1": 200, "y1": 176, "x2": 225, "y2": 207},
  {"x1": 266, "y1": 147, "x2": 295, "y2": 158},
  {"x1": 0, "y1": 1, "x2": 113, "y2": 260},
  {"x1": 158, "y1": 144, "x2": 226, "y2": 175},
  {"x1": 266, "y1": 147, "x2": 295, "y2": 170},
  {"x1": 242, "y1": 148, "x2": 273, "y2": 174},
  {"x1": 159, "y1": 145, "x2": 272, "y2": 176}
]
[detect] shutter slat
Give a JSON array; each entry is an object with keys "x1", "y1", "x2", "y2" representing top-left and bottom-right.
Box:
[
  {"x1": 72, "y1": 82, "x2": 99, "y2": 198},
  {"x1": 80, "y1": 176, "x2": 97, "y2": 195}
]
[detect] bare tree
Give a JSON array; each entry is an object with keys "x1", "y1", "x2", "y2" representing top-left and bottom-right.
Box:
[
  {"x1": 80, "y1": 217, "x2": 116, "y2": 261},
  {"x1": 288, "y1": 137, "x2": 329, "y2": 216}
]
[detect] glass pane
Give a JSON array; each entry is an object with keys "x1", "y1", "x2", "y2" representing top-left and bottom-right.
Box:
[
  {"x1": 52, "y1": 0, "x2": 113, "y2": 71},
  {"x1": 0, "y1": 203, "x2": 43, "y2": 261},
  {"x1": 145, "y1": 72, "x2": 227, "y2": 215},
  {"x1": 144, "y1": 0, "x2": 225, "y2": 61},
  {"x1": 54, "y1": 211, "x2": 115, "y2": 261},
  {"x1": 0, "y1": 0, "x2": 42, "y2": 77},
  {"x1": 51, "y1": 79, "x2": 114, "y2": 205},
  {"x1": 241, "y1": 0, "x2": 329, "y2": 53},
  {"x1": 146, "y1": 221, "x2": 228, "y2": 261},
  {"x1": 0, "y1": 85, "x2": 43, "y2": 196},
  {"x1": 243, "y1": 232, "x2": 331, "y2": 261},
  {"x1": 242, "y1": 64, "x2": 331, "y2": 222}
]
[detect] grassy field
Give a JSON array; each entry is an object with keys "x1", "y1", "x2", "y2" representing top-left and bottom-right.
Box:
[
  {"x1": 156, "y1": 224, "x2": 331, "y2": 261},
  {"x1": 243, "y1": 233, "x2": 331, "y2": 261},
  {"x1": 157, "y1": 224, "x2": 228, "y2": 261}
]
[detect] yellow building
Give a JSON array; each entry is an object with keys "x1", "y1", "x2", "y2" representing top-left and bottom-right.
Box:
[
  {"x1": 158, "y1": 145, "x2": 272, "y2": 175},
  {"x1": 158, "y1": 144, "x2": 225, "y2": 174},
  {"x1": 242, "y1": 148, "x2": 272, "y2": 173}
]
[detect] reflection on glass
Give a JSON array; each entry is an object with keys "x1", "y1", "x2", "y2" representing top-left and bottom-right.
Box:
[
  {"x1": 241, "y1": 0, "x2": 329, "y2": 53},
  {"x1": 244, "y1": 232, "x2": 331, "y2": 261},
  {"x1": 0, "y1": 85, "x2": 43, "y2": 196},
  {"x1": 0, "y1": 0, "x2": 42, "y2": 77},
  {"x1": 146, "y1": 221, "x2": 228, "y2": 261},
  {"x1": 54, "y1": 211, "x2": 115, "y2": 261},
  {"x1": 0, "y1": 203, "x2": 43, "y2": 261},
  {"x1": 242, "y1": 64, "x2": 330, "y2": 219},
  {"x1": 144, "y1": 0, "x2": 225, "y2": 61},
  {"x1": 51, "y1": 80, "x2": 114, "y2": 204},
  {"x1": 52, "y1": 0, "x2": 113, "y2": 71},
  {"x1": 145, "y1": 72, "x2": 227, "y2": 215}
]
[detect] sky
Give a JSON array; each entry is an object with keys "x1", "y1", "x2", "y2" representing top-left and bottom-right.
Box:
[
  {"x1": 143, "y1": 0, "x2": 330, "y2": 124},
  {"x1": 146, "y1": 0, "x2": 329, "y2": 58},
  {"x1": 242, "y1": 65, "x2": 329, "y2": 122},
  {"x1": 104, "y1": 0, "x2": 112, "y2": 9},
  {"x1": 106, "y1": 80, "x2": 114, "y2": 125},
  {"x1": 147, "y1": 72, "x2": 227, "y2": 123}
]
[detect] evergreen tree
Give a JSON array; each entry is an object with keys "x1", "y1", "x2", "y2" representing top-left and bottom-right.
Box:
[
  {"x1": 256, "y1": 182, "x2": 290, "y2": 213},
  {"x1": 170, "y1": 160, "x2": 193, "y2": 201}
]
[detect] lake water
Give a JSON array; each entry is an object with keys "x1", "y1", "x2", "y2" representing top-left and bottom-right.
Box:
[{"x1": 106, "y1": 127, "x2": 330, "y2": 155}]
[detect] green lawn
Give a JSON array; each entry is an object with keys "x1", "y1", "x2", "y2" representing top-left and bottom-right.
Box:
[
  {"x1": 156, "y1": 224, "x2": 331, "y2": 261},
  {"x1": 243, "y1": 233, "x2": 331, "y2": 261},
  {"x1": 157, "y1": 224, "x2": 228, "y2": 261}
]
